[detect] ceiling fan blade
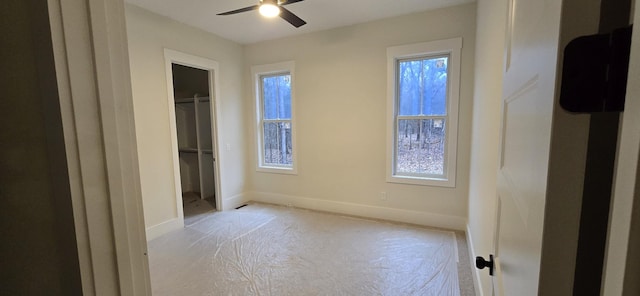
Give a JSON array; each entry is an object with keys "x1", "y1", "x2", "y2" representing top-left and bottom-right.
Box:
[
  {"x1": 279, "y1": 7, "x2": 306, "y2": 28},
  {"x1": 281, "y1": 0, "x2": 305, "y2": 5},
  {"x1": 217, "y1": 5, "x2": 259, "y2": 15}
]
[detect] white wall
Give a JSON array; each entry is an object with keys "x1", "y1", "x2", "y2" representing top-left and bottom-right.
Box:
[
  {"x1": 126, "y1": 4, "x2": 247, "y2": 229},
  {"x1": 244, "y1": 3, "x2": 476, "y2": 230},
  {"x1": 466, "y1": 0, "x2": 506, "y2": 294}
]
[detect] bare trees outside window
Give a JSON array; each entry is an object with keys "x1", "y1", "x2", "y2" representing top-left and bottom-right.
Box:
[
  {"x1": 395, "y1": 56, "x2": 448, "y2": 177},
  {"x1": 260, "y1": 74, "x2": 293, "y2": 167}
]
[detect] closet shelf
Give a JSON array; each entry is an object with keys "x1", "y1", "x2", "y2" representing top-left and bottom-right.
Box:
[
  {"x1": 175, "y1": 98, "x2": 195, "y2": 104},
  {"x1": 175, "y1": 97, "x2": 210, "y2": 104},
  {"x1": 179, "y1": 147, "x2": 198, "y2": 153}
]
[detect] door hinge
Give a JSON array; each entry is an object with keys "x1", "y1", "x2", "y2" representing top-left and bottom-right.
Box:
[{"x1": 560, "y1": 25, "x2": 633, "y2": 113}]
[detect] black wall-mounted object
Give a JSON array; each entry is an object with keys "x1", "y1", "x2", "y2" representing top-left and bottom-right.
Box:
[{"x1": 560, "y1": 25, "x2": 633, "y2": 113}]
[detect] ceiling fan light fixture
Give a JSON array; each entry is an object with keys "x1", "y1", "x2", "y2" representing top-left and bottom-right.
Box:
[
  {"x1": 218, "y1": 0, "x2": 306, "y2": 28},
  {"x1": 259, "y1": 3, "x2": 280, "y2": 18}
]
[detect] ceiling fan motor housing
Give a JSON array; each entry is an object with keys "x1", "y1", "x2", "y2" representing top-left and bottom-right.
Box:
[{"x1": 260, "y1": 0, "x2": 288, "y2": 5}]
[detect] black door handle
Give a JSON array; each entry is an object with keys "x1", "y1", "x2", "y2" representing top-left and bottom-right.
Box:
[{"x1": 475, "y1": 254, "x2": 494, "y2": 276}]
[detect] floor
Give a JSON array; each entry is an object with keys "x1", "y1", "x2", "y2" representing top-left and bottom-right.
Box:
[
  {"x1": 149, "y1": 202, "x2": 476, "y2": 296},
  {"x1": 182, "y1": 192, "x2": 216, "y2": 226}
]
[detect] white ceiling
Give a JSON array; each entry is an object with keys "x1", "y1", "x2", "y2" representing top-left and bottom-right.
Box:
[{"x1": 125, "y1": 0, "x2": 475, "y2": 44}]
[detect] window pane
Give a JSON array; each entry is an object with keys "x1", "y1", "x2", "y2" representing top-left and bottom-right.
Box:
[
  {"x1": 398, "y1": 61, "x2": 422, "y2": 116},
  {"x1": 396, "y1": 119, "x2": 445, "y2": 176},
  {"x1": 262, "y1": 74, "x2": 291, "y2": 120},
  {"x1": 398, "y1": 57, "x2": 448, "y2": 116},
  {"x1": 263, "y1": 121, "x2": 292, "y2": 166}
]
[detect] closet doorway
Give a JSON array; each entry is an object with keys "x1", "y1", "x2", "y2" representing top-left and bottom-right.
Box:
[{"x1": 165, "y1": 49, "x2": 222, "y2": 226}]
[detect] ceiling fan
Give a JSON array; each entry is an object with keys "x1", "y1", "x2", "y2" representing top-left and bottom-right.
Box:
[{"x1": 217, "y1": 0, "x2": 307, "y2": 28}]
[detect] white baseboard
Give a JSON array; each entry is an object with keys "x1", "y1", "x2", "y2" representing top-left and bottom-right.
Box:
[
  {"x1": 246, "y1": 191, "x2": 467, "y2": 230},
  {"x1": 222, "y1": 192, "x2": 249, "y2": 211},
  {"x1": 146, "y1": 191, "x2": 466, "y2": 240},
  {"x1": 146, "y1": 217, "x2": 183, "y2": 241},
  {"x1": 145, "y1": 193, "x2": 249, "y2": 241},
  {"x1": 467, "y1": 224, "x2": 483, "y2": 296}
]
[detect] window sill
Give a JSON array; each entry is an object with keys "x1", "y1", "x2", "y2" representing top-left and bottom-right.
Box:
[
  {"x1": 386, "y1": 174, "x2": 455, "y2": 188},
  {"x1": 257, "y1": 166, "x2": 298, "y2": 175}
]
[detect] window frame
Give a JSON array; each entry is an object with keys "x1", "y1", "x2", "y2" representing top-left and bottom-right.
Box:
[
  {"x1": 252, "y1": 61, "x2": 297, "y2": 174},
  {"x1": 386, "y1": 38, "x2": 462, "y2": 187}
]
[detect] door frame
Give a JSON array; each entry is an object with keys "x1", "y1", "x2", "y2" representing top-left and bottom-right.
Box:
[
  {"x1": 603, "y1": 2, "x2": 640, "y2": 293},
  {"x1": 164, "y1": 49, "x2": 224, "y2": 224},
  {"x1": 48, "y1": 0, "x2": 151, "y2": 294}
]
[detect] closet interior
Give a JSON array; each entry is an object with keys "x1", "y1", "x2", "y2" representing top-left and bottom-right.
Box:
[{"x1": 172, "y1": 63, "x2": 217, "y2": 216}]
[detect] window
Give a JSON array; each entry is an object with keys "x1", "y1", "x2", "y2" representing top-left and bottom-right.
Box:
[
  {"x1": 387, "y1": 38, "x2": 462, "y2": 187},
  {"x1": 252, "y1": 61, "x2": 297, "y2": 174}
]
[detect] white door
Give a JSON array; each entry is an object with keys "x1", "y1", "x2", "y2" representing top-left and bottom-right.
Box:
[{"x1": 493, "y1": 0, "x2": 563, "y2": 295}]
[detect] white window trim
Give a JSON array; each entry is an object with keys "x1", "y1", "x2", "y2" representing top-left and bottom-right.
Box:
[
  {"x1": 386, "y1": 38, "x2": 462, "y2": 187},
  {"x1": 252, "y1": 61, "x2": 298, "y2": 175}
]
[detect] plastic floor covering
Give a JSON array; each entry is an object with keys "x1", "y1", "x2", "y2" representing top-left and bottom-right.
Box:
[{"x1": 149, "y1": 203, "x2": 465, "y2": 295}]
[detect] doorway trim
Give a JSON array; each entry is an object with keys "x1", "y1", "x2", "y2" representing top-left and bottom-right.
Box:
[
  {"x1": 48, "y1": 0, "x2": 151, "y2": 294},
  {"x1": 164, "y1": 49, "x2": 224, "y2": 225}
]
